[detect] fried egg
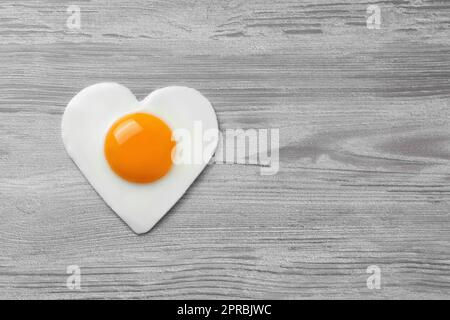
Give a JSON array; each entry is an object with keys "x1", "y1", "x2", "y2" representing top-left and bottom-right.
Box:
[{"x1": 61, "y1": 83, "x2": 218, "y2": 234}]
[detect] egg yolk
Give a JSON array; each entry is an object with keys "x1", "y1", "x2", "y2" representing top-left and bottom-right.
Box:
[{"x1": 104, "y1": 112, "x2": 175, "y2": 183}]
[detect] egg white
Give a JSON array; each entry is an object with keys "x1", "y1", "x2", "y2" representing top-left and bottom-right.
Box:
[{"x1": 61, "y1": 83, "x2": 218, "y2": 234}]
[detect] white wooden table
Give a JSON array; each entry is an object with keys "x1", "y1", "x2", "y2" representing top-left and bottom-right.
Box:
[{"x1": 0, "y1": 0, "x2": 449, "y2": 299}]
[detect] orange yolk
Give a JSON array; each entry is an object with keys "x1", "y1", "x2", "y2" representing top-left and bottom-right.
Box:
[{"x1": 104, "y1": 112, "x2": 176, "y2": 183}]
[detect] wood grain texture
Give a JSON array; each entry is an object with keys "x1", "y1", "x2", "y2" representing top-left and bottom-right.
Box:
[{"x1": 1, "y1": 0, "x2": 449, "y2": 299}]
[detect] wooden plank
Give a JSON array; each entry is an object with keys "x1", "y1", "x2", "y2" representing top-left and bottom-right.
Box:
[{"x1": 0, "y1": 0, "x2": 449, "y2": 299}]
